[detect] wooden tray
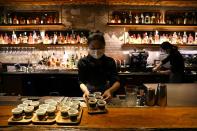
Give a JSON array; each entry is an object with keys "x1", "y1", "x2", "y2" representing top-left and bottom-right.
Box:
[
  {"x1": 87, "y1": 106, "x2": 108, "y2": 114},
  {"x1": 8, "y1": 115, "x2": 33, "y2": 125},
  {"x1": 32, "y1": 113, "x2": 56, "y2": 125},
  {"x1": 56, "y1": 108, "x2": 83, "y2": 125}
]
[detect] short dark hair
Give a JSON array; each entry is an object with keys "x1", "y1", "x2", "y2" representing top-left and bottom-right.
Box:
[
  {"x1": 161, "y1": 41, "x2": 178, "y2": 51},
  {"x1": 88, "y1": 31, "x2": 105, "y2": 47}
]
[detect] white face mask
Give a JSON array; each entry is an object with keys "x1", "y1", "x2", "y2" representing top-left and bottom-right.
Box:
[{"x1": 89, "y1": 49, "x2": 104, "y2": 59}]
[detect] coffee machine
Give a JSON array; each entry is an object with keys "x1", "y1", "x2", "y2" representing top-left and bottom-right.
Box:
[{"x1": 129, "y1": 50, "x2": 149, "y2": 72}]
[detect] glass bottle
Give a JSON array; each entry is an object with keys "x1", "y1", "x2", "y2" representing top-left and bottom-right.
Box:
[
  {"x1": 151, "y1": 13, "x2": 156, "y2": 24},
  {"x1": 135, "y1": 14, "x2": 139, "y2": 24},
  {"x1": 23, "y1": 32, "x2": 28, "y2": 44},
  {"x1": 28, "y1": 33, "x2": 33, "y2": 44},
  {"x1": 182, "y1": 32, "x2": 187, "y2": 44},
  {"x1": 154, "y1": 30, "x2": 160, "y2": 44},
  {"x1": 183, "y1": 12, "x2": 188, "y2": 25},
  {"x1": 12, "y1": 31, "x2": 17, "y2": 44},
  {"x1": 145, "y1": 13, "x2": 150, "y2": 24},
  {"x1": 172, "y1": 32, "x2": 177, "y2": 44},
  {"x1": 13, "y1": 15, "x2": 19, "y2": 24},
  {"x1": 188, "y1": 33, "x2": 194, "y2": 44},
  {"x1": 7, "y1": 13, "x2": 12, "y2": 24},
  {"x1": 129, "y1": 11, "x2": 132, "y2": 24},
  {"x1": 140, "y1": 13, "x2": 144, "y2": 24}
]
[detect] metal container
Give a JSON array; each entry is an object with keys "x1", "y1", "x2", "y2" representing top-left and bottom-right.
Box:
[
  {"x1": 146, "y1": 88, "x2": 155, "y2": 106},
  {"x1": 156, "y1": 83, "x2": 167, "y2": 106}
]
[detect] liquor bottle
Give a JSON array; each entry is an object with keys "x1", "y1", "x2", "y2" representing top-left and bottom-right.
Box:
[
  {"x1": 12, "y1": 31, "x2": 17, "y2": 44},
  {"x1": 183, "y1": 12, "x2": 188, "y2": 25},
  {"x1": 76, "y1": 34, "x2": 81, "y2": 43},
  {"x1": 0, "y1": 34, "x2": 4, "y2": 44},
  {"x1": 53, "y1": 32, "x2": 57, "y2": 44},
  {"x1": 156, "y1": 13, "x2": 160, "y2": 24},
  {"x1": 28, "y1": 33, "x2": 33, "y2": 44},
  {"x1": 160, "y1": 34, "x2": 166, "y2": 44},
  {"x1": 172, "y1": 32, "x2": 177, "y2": 44},
  {"x1": 7, "y1": 13, "x2": 12, "y2": 24},
  {"x1": 23, "y1": 32, "x2": 28, "y2": 44},
  {"x1": 151, "y1": 13, "x2": 156, "y2": 24},
  {"x1": 13, "y1": 16, "x2": 19, "y2": 24},
  {"x1": 142, "y1": 32, "x2": 148, "y2": 44},
  {"x1": 136, "y1": 34, "x2": 142, "y2": 44},
  {"x1": 148, "y1": 32, "x2": 154, "y2": 44},
  {"x1": 80, "y1": 32, "x2": 87, "y2": 44},
  {"x1": 40, "y1": 14, "x2": 46, "y2": 24},
  {"x1": 4, "y1": 33, "x2": 9, "y2": 44},
  {"x1": 182, "y1": 31, "x2": 187, "y2": 44},
  {"x1": 33, "y1": 31, "x2": 37, "y2": 44},
  {"x1": 18, "y1": 34, "x2": 23, "y2": 44},
  {"x1": 177, "y1": 32, "x2": 183, "y2": 44},
  {"x1": 188, "y1": 33, "x2": 194, "y2": 44},
  {"x1": 135, "y1": 14, "x2": 139, "y2": 24},
  {"x1": 154, "y1": 30, "x2": 160, "y2": 44},
  {"x1": 194, "y1": 32, "x2": 197, "y2": 44},
  {"x1": 129, "y1": 11, "x2": 132, "y2": 24},
  {"x1": 145, "y1": 13, "x2": 150, "y2": 24},
  {"x1": 35, "y1": 16, "x2": 40, "y2": 24}
]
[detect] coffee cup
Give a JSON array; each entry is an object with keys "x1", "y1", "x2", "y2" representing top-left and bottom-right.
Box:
[
  {"x1": 17, "y1": 103, "x2": 28, "y2": 110},
  {"x1": 12, "y1": 107, "x2": 23, "y2": 121},
  {"x1": 88, "y1": 98, "x2": 97, "y2": 109},
  {"x1": 36, "y1": 108, "x2": 46, "y2": 121},
  {"x1": 47, "y1": 106, "x2": 56, "y2": 119},
  {"x1": 39, "y1": 104, "x2": 49, "y2": 110},
  {"x1": 44, "y1": 99, "x2": 54, "y2": 104},
  {"x1": 97, "y1": 100, "x2": 106, "y2": 110},
  {"x1": 48, "y1": 101, "x2": 58, "y2": 107},
  {"x1": 30, "y1": 101, "x2": 40, "y2": 110},
  {"x1": 87, "y1": 94, "x2": 95, "y2": 100},
  {"x1": 24, "y1": 106, "x2": 34, "y2": 119},
  {"x1": 95, "y1": 95, "x2": 103, "y2": 100},
  {"x1": 23, "y1": 100, "x2": 32, "y2": 106},
  {"x1": 68, "y1": 108, "x2": 79, "y2": 121},
  {"x1": 94, "y1": 92, "x2": 102, "y2": 96},
  {"x1": 60, "y1": 106, "x2": 70, "y2": 118}
]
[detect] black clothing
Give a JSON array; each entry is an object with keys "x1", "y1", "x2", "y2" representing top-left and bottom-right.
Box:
[
  {"x1": 77, "y1": 54, "x2": 119, "y2": 93},
  {"x1": 161, "y1": 49, "x2": 185, "y2": 83}
]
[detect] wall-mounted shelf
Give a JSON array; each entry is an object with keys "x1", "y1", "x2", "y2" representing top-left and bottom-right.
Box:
[
  {"x1": 122, "y1": 44, "x2": 197, "y2": 51},
  {"x1": 107, "y1": 23, "x2": 197, "y2": 31},
  {"x1": 0, "y1": 24, "x2": 66, "y2": 31},
  {"x1": 0, "y1": 44, "x2": 88, "y2": 50}
]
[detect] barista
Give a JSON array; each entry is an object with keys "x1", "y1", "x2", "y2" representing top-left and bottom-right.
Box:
[
  {"x1": 77, "y1": 32, "x2": 120, "y2": 100},
  {"x1": 153, "y1": 42, "x2": 185, "y2": 83}
]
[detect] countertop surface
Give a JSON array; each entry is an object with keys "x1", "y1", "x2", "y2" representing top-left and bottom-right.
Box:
[{"x1": 0, "y1": 84, "x2": 197, "y2": 129}]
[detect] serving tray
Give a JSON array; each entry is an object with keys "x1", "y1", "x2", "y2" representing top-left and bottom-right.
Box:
[{"x1": 56, "y1": 108, "x2": 83, "y2": 125}]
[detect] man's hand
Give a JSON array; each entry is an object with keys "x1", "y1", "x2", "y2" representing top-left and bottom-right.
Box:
[{"x1": 102, "y1": 89, "x2": 112, "y2": 101}]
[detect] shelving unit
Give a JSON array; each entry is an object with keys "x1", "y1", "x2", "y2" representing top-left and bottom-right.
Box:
[
  {"x1": 121, "y1": 44, "x2": 197, "y2": 51},
  {"x1": 0, "y1": 24, "x2": 66, "y2": 31},
  {"x1": 107, "y1": 23, "x2": 197, "y2": 31},
  {"x1": 0, "y1": 43, "x2": 88, "y2": 50}
]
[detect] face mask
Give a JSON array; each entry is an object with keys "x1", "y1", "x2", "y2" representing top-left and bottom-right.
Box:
[{"x1": 89, "y1": 49, "x2": 104, "y2": 59}]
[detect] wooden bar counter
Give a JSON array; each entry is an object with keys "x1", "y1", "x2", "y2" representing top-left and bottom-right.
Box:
[{"x1": 0, "y1": 84, "x2": 197, "y2": 130}]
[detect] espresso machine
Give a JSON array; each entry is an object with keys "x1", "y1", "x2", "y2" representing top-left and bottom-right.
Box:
[{"x1": 129, "y1": 50, "x2": 149, "y2": 72}]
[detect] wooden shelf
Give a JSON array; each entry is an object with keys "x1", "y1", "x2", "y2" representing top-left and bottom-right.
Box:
[
  {"x1": 0, "y1": 44, "x2": 88, "y2": 50},
  {"x1": 107, "y1": 23, "x2": 197, "y2": 31},
  {"x1": 0, "y1": 24, "x2": 66, "y2": 31},
  {"x1": 122, "y1": 44, "x2": 197, "y2": 50}
]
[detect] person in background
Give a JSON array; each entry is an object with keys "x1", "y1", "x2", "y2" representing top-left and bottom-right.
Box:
[
  {"x1": 77, "y1": 31, "x2": 120, "y2": 100},
  {"x1": 153, "y1": 41, "x2": 185, "y2": 83}
]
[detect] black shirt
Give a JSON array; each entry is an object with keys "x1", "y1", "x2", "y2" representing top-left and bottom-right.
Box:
[
  {"x1": 77, "y1": 54, "x2": 119, "y2": 92},
  {"x1": 161, "y1": 49, "x2": 185, "y2": 78}
]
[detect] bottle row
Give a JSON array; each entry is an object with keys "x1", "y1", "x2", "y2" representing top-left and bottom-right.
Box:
[
  {"x1": 0, "y1": 31, "x2": 88, "y2": 45},
  {"x1": 0, "y1": 12, "x2": 59, "y2": 25},
  {"x1": 123, "y1": 31, "x2": 197, "y2": 45},
  {"x1": 110, "y1": 11, "x2": 197, "y2": 25}
]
